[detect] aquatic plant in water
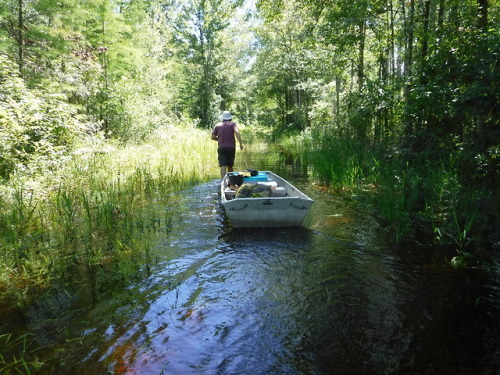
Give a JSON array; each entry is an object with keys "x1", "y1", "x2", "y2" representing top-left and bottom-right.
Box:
[{"x1": 0, "y1": 126, "x2": 215, "y2": 309}]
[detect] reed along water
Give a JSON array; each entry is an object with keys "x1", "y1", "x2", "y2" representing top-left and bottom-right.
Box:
[{"x1": 2, "y1": 156, "x2": 499, "y2": 374}]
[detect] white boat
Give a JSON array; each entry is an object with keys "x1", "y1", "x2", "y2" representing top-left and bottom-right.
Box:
[{"x1": 220, "y1": 171, "x2": 314, "y2": 228}]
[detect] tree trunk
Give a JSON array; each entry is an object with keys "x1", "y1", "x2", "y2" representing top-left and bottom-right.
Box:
[
  {"x1": 437, "y1": 0, "x2": 445, "y2": 29},
  {"x1": 405, "y1": 0, "x2": 414, "y2": 83},
  {"x1": 18, "y1": 0, "x2": 24, "y2": 76},
  {"x1": 422, "y1": 0, "x2": 431, "y2": 63},
  {"x1": 403, "y1": 0, "x2": 415, "y2": 136},
  {"x1": 100, "y1": 6, "x2": 109, "y2": 135},
  {"x1": 389, "y1": 0, "x2": 396, "y2": 79},
  {"x1": 477, "y1": 0, "x2": 488, "y2": 28},
  {"x1": 357, "y1": 21, "x2": 366, "y2": 90},
  {"x1": 335, "y1": 75, "x2": 341, "y2": 123}
]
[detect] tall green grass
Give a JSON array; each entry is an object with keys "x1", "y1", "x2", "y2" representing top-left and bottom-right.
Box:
[
  {"x1": 282, "y1": 130, "x2": 497, "y2": 260},
  {"x1": 0, "y1": 333, "x2": 46, "y2": 374},
  {"x1": 0, "y1": 126, "x2": 216, "y2": 308},
  {"x1": 281, "y1": 129, "x2": 370, "y2": 190}
]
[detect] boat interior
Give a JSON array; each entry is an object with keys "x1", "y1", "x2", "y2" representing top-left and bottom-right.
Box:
[{"x1": 223, "y1": 172, "x2": 288, "y2": 200}]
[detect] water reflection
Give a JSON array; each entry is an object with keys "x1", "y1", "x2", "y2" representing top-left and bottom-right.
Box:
[
  {"x1": 71, "y1": 176, "x2": 498, "y2": 374},
  {"x1": 4, "y1": 143, "x2": 499, "y2": 374}
]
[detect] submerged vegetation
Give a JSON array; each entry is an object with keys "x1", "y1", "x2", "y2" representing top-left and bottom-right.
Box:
[
  {"x1": 283, "y1": 131, "x2": 498, "y2": 258},
  {"x1": 0, "y1": 0, "x2": 497, "y2": 308},
  {"x1": 263, "y1": 0, "x2": 499, "y2": 262},
  {"x1": 0, "y1": 0, "x2": 498, "y2": 371},
  {"x1": 0, "y1": 0, "x2": 496, "y2": 298},
  {"x1": 0, "y1": 126, "x2": 214, "y2": 309},
  {"x1": 0, "y1": 124, "x2": 215, "y2": 372}
]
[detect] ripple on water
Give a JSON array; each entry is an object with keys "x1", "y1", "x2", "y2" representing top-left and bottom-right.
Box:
[{"x1": 15, "y1": 176, "x2": 499, "y2": 374}]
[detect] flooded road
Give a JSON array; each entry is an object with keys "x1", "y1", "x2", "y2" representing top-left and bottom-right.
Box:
[{"x1": 4, "y1": 149, "x2": 500, "y2": 374}]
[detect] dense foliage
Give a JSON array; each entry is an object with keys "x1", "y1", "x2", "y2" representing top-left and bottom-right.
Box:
[
  {"x1": 254, "y1": 0, "x2": 499, "y2": 254},
  {"x1": 0, "y1": 54, "x2": 84, "y2": 178},
  {"x1": 0, "y1": 0, "x2": 498, "y2": 254},
  {"x1": 1, "y1": 1, "x2": 497, "y2": 371}
]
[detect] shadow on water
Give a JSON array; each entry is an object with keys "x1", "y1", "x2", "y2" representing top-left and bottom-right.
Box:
[{"x1": 2, "y1": 142, "x2": 499, "y2": 374}]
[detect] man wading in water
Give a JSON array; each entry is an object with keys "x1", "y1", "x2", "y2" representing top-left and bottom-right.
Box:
[{"x1": 211, "y1": 111, "x2": 244, "y2": 179}]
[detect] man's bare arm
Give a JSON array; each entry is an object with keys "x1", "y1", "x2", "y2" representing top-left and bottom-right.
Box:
[{"x1": 234, "y1": 127, "x2": 244, "y2": 150}]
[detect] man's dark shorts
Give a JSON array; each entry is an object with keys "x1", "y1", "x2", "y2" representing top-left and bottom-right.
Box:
[{"x1": 218, "y1": 147, "x2": 236, "y2": 167}]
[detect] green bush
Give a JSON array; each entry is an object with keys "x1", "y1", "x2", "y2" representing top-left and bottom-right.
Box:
[{"x1": 0, "y1": 54, "x2": 84, "y2": 179}]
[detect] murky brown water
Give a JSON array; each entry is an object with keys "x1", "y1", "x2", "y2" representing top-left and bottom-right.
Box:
[{"x1": 2, "y1": 147, "x2": 499, "y2": 374}]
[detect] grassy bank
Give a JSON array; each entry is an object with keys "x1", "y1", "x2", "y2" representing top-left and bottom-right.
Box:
[
  {"x1": 282, "y1": 130, "x2": 499, "y2": 265},
  {"x1": 0, "y1": 126, "x2": 216, "y2": 309}
]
